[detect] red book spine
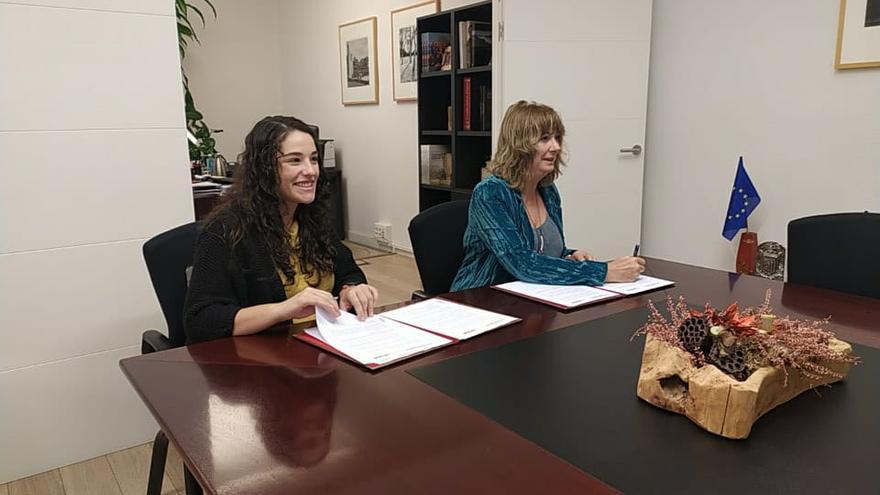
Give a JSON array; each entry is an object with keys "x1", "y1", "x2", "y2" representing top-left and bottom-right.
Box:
[{"x1": 463, "y1": 77, "x2": 472, "y2": 131}]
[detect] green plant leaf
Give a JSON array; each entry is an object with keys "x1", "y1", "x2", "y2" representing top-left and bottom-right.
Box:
[
  {"x1": 178, "y1": 19, "x2": 199, "y2": 44},
  {"x1": 187, "y1": 3, "x2": 207, "y2": 27},
  {"x1": 199, "y1": 0, "x2": 217, "y2": 19},
  {"x1": 178, "y1": 23, "x2": 193, "y2": 37},
  {"x1": 177, "y1": 0, "x2": 219, "y2": 158}
]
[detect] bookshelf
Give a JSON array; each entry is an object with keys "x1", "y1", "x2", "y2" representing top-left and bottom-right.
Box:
[{"x1": 417, "y1": 0, "x2": 492, "y2": 211}]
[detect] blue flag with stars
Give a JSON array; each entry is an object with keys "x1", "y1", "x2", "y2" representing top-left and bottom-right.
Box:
[{"x1": 722, "y1": 157, "x2": 760, "y2": 240}]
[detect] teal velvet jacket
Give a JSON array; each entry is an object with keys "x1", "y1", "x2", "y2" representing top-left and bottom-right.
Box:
[{"x1": 451, "y1": 175, "x2": 608, "y2": 291}]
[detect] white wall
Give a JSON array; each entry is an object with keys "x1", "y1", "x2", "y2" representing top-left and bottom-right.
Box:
[
  {"x1": 643, "y1": 0, "x2": 880, "y2": 272},
  {"x1": 276, "y1": 0, "x2": 477, "y2": 251},
  {"x1": 183, "y1": 0, "x2": 284, "y2": 160},
  {"x1": 184, "y1": 0, "x2": 880, "y2": 269},
  {"x1": 0, "y1": 0, "x2": 193, "y2": 483},
  {"x1": 184, "y1": 0, "x2": 477, "y2": 251}
]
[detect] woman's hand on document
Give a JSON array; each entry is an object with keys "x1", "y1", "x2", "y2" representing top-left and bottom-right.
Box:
[
  {"x1": 283, "y1": 287, "x2": 340, "y2": 320},
  {"x1": 339, "y1": 284, "x2": 379, "y2": 321},
  {"x1": 605, "y1": 256, "x2": 646, "y2": 282}
]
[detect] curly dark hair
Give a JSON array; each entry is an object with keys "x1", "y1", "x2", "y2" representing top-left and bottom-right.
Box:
[{"x1": 208, "y1": 115, "x2": 336, "y2": 283}]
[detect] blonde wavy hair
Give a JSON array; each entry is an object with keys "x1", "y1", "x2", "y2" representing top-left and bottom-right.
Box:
[{"x1": 488, "y1": 100, "x2": 566, "y2": 191}]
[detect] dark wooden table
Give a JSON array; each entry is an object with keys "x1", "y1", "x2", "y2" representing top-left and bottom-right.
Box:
[{"x1": 120, "y1": 259, "x2": 880, "y2": 494}]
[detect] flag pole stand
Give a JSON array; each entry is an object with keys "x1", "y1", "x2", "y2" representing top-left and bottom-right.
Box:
[{"x1": 736, "y1": 229, "x2": 758, "y2": 275}]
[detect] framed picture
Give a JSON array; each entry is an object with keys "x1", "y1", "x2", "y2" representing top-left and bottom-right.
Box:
[
  {"x1": 339, "y1": 16, "x2": 379, "y2": 105},
  {"x1": 835, "y1": 0, "x2": 880, "y2": 69},
  {"x1": 391, "y1": 0, "x2": 439, "y2": 101}
]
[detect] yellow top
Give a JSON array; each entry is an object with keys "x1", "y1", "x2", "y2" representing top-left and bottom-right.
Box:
[{"x1": 280, "y1": 221, "x2": 335, "y2": 323}]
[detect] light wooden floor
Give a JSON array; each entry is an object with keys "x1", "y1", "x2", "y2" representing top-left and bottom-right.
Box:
[{"x1": 2, "y1": 248, "x2": 420, "y2": 494}]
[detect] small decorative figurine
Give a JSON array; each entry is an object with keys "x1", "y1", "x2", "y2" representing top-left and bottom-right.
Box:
[{"x1": 755, "y1": 241, "x2": 785, "y2": 281}]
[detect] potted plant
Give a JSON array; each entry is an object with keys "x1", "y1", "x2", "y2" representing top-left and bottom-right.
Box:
[{"x1": 176, "y1": 0, "x2": 222, "y2": 161}]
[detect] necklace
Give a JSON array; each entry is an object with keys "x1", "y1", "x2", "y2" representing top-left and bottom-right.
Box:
[{"x1": 523, "y1": 194, "x2": 545, "y2": 254}]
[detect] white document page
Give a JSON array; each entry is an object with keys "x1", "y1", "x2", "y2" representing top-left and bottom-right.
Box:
[
  {"x1": 381, "y1": 298, "x2": 519, "y2": 340},
  {"x1": 313, "y1": 308, "x2": 450, "y2": 366},
  {"x1": 494, "y1": 281, "x2": 619, "y2": 308},
  {"x1": 597, "y1": 275, "x2": 674, "y2": 296}
]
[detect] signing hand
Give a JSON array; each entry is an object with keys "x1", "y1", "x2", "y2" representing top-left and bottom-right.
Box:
[
  {"x1": 566, "y1": 249, "x2": 595, "y2": 261},
  {"x1": 339, "y1": 284, "x2": 379, "y2": 321},
  {"x1": 283, "y1": 287, "x2": 340, "y2": 320},
  {"x1": 606, "y1": 256, "x2": 646, "y2": 282}
]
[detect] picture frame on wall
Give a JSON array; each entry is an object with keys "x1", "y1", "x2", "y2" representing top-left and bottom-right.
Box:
[
  {"x1": 391, "y1": 0, "x2": 439, "y2": 101},
  {"x1": 835, "y1": 0, "x2": 880, "y2": 69},
  {"x1": 339, "y1": 16, "x2": 379, "y2": 104}
]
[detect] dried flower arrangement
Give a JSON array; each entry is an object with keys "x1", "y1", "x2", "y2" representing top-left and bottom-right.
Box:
[
  {"x1": 634, "y1": 291, "x2": 859, "y2": 385},
  {"x1": 634, "y1": 290, "x2": 859, "y2": 438}
]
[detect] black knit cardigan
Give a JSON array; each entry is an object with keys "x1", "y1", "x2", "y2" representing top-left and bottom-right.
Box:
[{"x1": 183, "y1": 216, "x2": 367, "y2": 344}]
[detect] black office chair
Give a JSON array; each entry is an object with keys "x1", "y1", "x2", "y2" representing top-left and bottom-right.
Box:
[
  {"x1": 787, "y1": 212, "x2": 880, "y2": 299},
  {"x1": 141, "y1": 222, "x2": 203, "y2": 495},
  {"x1": 408, "y1": 200, "x2": 470, "y2": 298}
]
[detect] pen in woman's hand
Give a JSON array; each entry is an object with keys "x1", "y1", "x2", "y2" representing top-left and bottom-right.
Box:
[{"x1": 633, "y1": 244, "x2": 640, "y2": 257}]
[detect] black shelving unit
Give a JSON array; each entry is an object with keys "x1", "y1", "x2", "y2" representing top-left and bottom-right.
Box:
[{"x1": 417, "y1": 0, "x2": 492, "y2": 211}]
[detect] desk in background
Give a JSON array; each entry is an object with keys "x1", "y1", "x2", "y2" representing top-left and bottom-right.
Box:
[{"x1": 120, "y1": 259, "x2": 880, "y2": 494}]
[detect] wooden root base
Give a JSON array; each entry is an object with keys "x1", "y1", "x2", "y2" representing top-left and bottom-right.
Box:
[{"x1": 636, "y1": 334, "x2": 852, "y2": 439}]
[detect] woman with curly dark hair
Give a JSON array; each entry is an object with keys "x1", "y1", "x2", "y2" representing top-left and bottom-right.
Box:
[{"x1": 184, "y1": 115, "x2": 378, "y2": 343}]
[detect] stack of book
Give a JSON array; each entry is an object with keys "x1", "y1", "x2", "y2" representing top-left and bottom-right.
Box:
[
  {"x1": 421, "y1": 32, "x2": 451, "y2": 73},
  {"x1": 457, "y1": 21, "x2": 491, "y2": 69},
  {"x1": 420, "y1": 144, "x2": 452, "y2": 186},
  {"x1": 461, "y1": 77, "x2": 491, "y2": 131}
]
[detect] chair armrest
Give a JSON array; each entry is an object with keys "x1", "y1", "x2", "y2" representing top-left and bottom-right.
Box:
[
  {"x1": 141, "y1": 330, "x2": 173, "y2": 354},
  {"x1": 411, "y1": 290, "x2": 429, "y2": 301}
]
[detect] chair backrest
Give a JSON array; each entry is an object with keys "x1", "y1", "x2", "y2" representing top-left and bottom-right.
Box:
[
  {"x1": 408, "y1": 200, "x2": 470, "y2": 296},
  {"x1": 787, "y1": 212, "x2": 880, "y2": 298},
  {"x1": 142, "y1": 222, "x2": 201, "y2": 347}
]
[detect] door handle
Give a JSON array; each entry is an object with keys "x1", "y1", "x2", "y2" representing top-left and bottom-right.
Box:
[{"x1": 619, "y1": 144, "x2": 642, "y2": 156}]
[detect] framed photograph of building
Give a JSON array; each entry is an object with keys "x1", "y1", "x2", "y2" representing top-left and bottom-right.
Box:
[
  {"x1": 339, "y1": 16, "x2": 379, "y2": 104},
  {"x1": 835, "y1": 0, "x2": 880, "y2": 69},
  {"x1": 391, "y1": 0, "x2": 439, "y2": 101}
]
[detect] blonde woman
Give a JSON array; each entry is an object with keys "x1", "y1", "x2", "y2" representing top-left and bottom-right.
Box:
[{"x1": 451, "y1": 101, "x2": 644, "y2": 291}]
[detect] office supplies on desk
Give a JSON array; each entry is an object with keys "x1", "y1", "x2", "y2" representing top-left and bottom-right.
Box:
[
  {"x1": 192, "y1": 181, "x2": 222, "y2": 190},
  {"x1": 494, "y1": 275, "x2": 674, "y2": 309}
]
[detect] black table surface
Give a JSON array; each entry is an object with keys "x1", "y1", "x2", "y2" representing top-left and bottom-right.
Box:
[{"x1": 410, "y1": 307, "x2": 880, "y2": 495}]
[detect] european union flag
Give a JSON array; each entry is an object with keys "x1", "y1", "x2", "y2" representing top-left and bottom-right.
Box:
[{"x1": 722, "y1": 157, "x2": 761, "y2": 240}]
